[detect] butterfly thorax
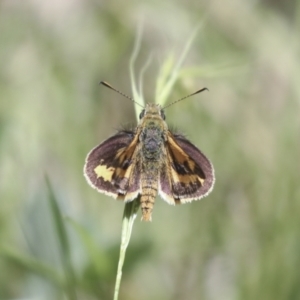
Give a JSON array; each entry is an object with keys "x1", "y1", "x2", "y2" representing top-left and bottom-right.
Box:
[
  {"x1": 137, "y1": 104, "x2": 168, "y2": 221},
  {"x1": 138, "y1": 103, "x2": 168, "y2": 160}
]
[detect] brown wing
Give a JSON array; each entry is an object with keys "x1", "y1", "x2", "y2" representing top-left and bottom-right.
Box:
[
  {"x1": 84, "y1": 130, "x2": 141, "y2": 201},
  {"x1": 159, "y1": 132, "x2": 215, "y2": 204}
]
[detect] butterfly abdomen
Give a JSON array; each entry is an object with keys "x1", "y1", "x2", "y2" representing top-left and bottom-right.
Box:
[{"x1": 140, "y1": 175, "x2": 158, "y2": 221}]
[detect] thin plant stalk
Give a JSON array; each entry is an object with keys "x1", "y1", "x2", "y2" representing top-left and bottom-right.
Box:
[
  {"x1": 113, "y1": 198, "x2": 140, "y2": 300},
  {"x1": 113, "y1": 26, "x2": 145, "y2": 300},
  {"x1": 113, "y1": 24, "x2": 200, "y2": 299}
]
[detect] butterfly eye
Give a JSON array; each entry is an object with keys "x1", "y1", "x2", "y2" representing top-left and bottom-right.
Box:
[
  {"x1": 160, "y1": 110, "x2": 166, "y2": 120},
  {"x1": 139, "y1": 110, "x2": 145, "y2": 119}
]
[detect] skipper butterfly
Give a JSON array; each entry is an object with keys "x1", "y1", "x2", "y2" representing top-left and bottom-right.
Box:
[{"x1": 84, "y1": 82, "x2": 215, "y2": 221}]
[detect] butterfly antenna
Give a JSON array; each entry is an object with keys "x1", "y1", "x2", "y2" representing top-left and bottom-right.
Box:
[
  {"x1": 163, "y1": 87, "x2": 209, "y2": 109},
  {"x1": 99, "y1": 81, "x2": 144, "y2": 108}
]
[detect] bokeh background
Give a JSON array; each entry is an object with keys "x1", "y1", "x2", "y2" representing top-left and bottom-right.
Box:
[{"x1": 1, "y1": 0, "x2": 300, "y2": 299}]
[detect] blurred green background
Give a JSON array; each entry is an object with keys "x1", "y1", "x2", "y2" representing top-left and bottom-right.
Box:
[{"x1": 1, "y1": 0, "x2": 300, "y2": 299}]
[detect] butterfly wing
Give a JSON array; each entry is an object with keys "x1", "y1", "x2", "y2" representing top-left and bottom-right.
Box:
[
  {"x1": 159, "y1": 132, "x2": 215, "y2": 204},
  {"x1": 84, "y1": 130, "x2": 141, "y2": 201}
]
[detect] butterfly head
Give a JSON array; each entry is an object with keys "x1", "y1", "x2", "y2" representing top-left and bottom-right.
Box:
[{"x1": 139, "y1": 103, "x2": 166, "y2": 122}]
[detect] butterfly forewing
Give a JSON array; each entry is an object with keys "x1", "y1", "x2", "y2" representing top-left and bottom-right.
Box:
[
  {"x1": 84, "y1": 130, "x2": 141, "y2": 199},
  {"x1": 175, "y1": 134, "x2": 215, "y2": 196},
  {"x1": 158, "y1": 132, "x2": 214, "y2": 204}
]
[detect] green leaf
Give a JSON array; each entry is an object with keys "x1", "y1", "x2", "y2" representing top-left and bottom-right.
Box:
[{"x1": 46, "y1": 177, "x2": 77, "y2": 300}]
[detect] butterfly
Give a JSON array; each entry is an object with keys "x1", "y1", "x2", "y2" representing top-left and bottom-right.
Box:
[{"x1": 84, "y1": 82, "x2": 215, "y2": 221}]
